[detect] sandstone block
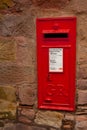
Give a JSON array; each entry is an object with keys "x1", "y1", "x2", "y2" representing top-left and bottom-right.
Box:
[
  {"x1": 21, "y1": 108, "x2": 35, "y2": 120},
  {"x1": 64, "y1": 113, "x2": 75, "y2": 121},
  {"x1": 0, "y1": 128, "x2": 4, "y2": 130},
  {"x1": 76, "y1": 15, "x2": 87, "y2": 79},
  {"x1": 79, "y1": 64, "x2": 87, "y2": 79},
  {"x1": 0, "y1": 37, "x2": 16, "y2": 61},
  {"x1": 0, "y1": 86, "x2": 16, "y2": 102},
  {"x1": 35, "y1": 111, "x2": 64, "y2": 128},
  {"x1": 31, "y1": 7, "x2": 75, "y2": 22},
  {"x1": 75, "y1": 115, "x2": 87, "y2": 130},
  {"x1": 28, "y1": 126, "x2": 47, "y2": 130},
  {"x1": 15, "y1": 36, "x2": 36, "y2": 67},
  {"x1": 16, "y1": 123, "x2": 29, "y2": 130},
  {"x1": 76, "y1": 111, "x2": 87, "y2": 115},
  {"x1": 78, "y1": 90, "x2": 87, "y2": 105},
  {"x1": 62, "y1": 125, "x2": 73, "y2": 130},
  {"x1": 16, "y1": 123, "x2": 47, "y2": 130},
  {"x1": 77, "y1": 80, "x2": 87, "y2": 90},
  {"x1": 77, "y1": 106, "x2": 87, "y2": 111},
  {"x1": 50, "y1": 128, "x2": 57, "y2": 130},
  {"x1": 75, "y1": 121, "x2": 87, "y2": 130},
  {"x1": 0, "y1": 0, "x2": 15, "y2": 9},
  {"x1": 0, "y1": 65, "x2": 36, "y2": 84},
  {"x1": 0, "y1": 13, "x2": 34, "y2": 38},
  {"x1": 62, "y1": 119, "x2": 75, "y2": 130},
  {"x1": 76, "y1": 115, "x2": 87, "y2": 121},
  {"x1": 0, "y1": 121, "x2": 4, "y2": 127},
  {"x1": 18, "y1": 86, "x2": 36, "y2": 106},
  {"x1": 0, "y1": 128, "x2": 3, "y2": 130},
  {"x1": 4, "y1": 123, "x2": 16, "y2": 130},
  {"x1": 0, "y1": 100, "x2": 16, "y2": 119},
  {"x1": 0, "y1": 86, "x2": 16, "y2": 119},
  {"x1": 76, "y1": 106, "x2": 87, "y2": 115},
  {"x1": 0, "y1": 36, "x2": 36, "y2": 84},
  {"x1": 18, "y1": 116, "x2": 32, "y2": 124},
  {"x1": 65, "y1": 0, "x2": 87, "y2": 13},
  {"x1": 77, "y1": 46, "x2": 87, "y2": 66},
  {"x1": 13, "y1": 0, "x2": 31, "y2": 4},
  {"x1": 32, "y1": 0, "x2": 69, "y2": 8}
]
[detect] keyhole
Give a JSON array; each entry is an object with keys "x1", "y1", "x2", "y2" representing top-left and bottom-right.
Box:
[{"x1": 47, "y1": 74, "x2": 51, "y2": 81}]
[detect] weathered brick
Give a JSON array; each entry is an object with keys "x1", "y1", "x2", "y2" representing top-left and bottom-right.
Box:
[
  {"x1": 78, "y1": 90, "x2": 87, "y2": 105},
  {"x1": 35, "y1": 111, "x2": 64, "y2": 129}
]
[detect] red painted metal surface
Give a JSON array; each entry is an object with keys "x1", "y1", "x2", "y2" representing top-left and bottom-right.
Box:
[{"x1": 36, "y1": 17, "x2": 76, "y2": 111}]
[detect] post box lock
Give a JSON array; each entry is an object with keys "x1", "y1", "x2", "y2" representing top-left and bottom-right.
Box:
[
  {"x1": 37, "y1": 17, "x2": 76, "y2": 111},
  {"x1": 47, "y1": 74, "x2": 52, "y2": 81}
]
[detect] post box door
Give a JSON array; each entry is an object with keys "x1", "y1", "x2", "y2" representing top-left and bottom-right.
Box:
[
  {"x1": 39, "y1": 47, "x2": 73, "y2": 110},
  {"x1": 37, "y1": 17, "x2": 76, "y2": 111}
]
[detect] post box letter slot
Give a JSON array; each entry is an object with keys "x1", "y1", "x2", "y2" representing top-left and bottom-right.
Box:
[{"x1": 44, "y1": 33, "x2": 68, "y2": 38}]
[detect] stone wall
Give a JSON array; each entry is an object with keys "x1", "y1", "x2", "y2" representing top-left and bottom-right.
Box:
[{"x1": 0, "y1": 0, "x2": 87, "y2": 130}]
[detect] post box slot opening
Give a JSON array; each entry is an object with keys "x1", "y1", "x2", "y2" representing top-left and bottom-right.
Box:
[{"x1": 44, "y1": 33, "x2": 68, "y2": 38}]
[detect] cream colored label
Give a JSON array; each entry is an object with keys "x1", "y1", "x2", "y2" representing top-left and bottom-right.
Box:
[{"x1": 49, "y1": 48, "x2": 63, "y2": 72}]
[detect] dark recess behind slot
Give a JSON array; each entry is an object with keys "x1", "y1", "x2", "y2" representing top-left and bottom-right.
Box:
[{"x1": 44, "y1": 33, "x2": 68, "y2": 38}]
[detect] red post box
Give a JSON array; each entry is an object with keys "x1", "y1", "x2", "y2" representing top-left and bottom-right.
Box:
[{"x1": 36, "y1": 17, "x2": 76, "y2": 111}]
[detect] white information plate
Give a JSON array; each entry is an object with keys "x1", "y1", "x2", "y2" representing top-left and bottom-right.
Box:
[{"x1": 49, "y1": 48, "x2": 63, "y2": 72}]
